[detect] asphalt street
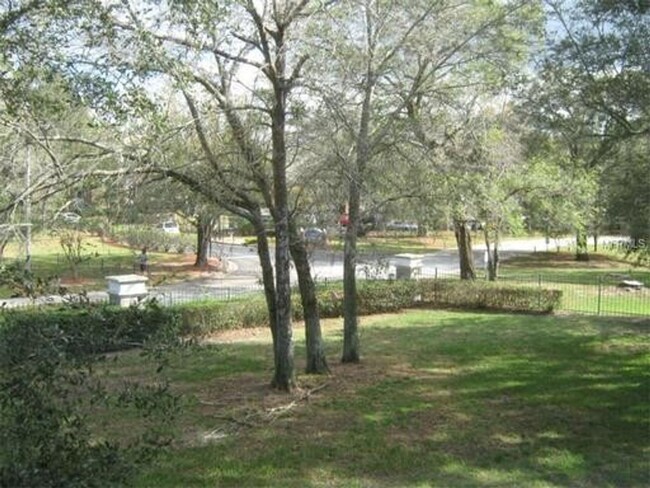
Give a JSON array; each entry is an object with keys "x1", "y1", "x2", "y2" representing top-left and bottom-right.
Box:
[
  {"x1": 211, "y1": 235, "x2": 601, "y2": 282},
  {"x1": 2, "y1": 235, "x2": 625, "y2": 308}
]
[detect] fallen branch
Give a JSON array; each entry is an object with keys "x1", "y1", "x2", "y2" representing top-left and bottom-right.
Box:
[{"x1": 201, "y1": 382, "x2": 331, "y2": 442}]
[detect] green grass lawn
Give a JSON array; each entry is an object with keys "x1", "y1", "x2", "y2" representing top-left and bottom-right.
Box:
[
  {"x1": 499, "y1": 252, "x2": 650, "y2": 316},
  {"x1": 0, "y1": 235, "x2": 204, "y2": 297},
  {"x1": 327, "y1": 232, "x2": 456, "y2": 255},
  {"x1": 97, "y1": 310, "x2": 650, "y2": 487},
  {"x1": 501, "y1": 251, "x2": 648, "y2": 283}
]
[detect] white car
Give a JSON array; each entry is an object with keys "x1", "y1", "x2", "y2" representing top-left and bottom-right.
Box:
[
  {"x1": 60, "y1": 212, "x2": 81, "y2": 224},
  {"x1": 386, "y1": 220, "x2": 418, "y2": 232},
  {"x1": 161, "y1": 221, "x2": 180, "y2": 234}
]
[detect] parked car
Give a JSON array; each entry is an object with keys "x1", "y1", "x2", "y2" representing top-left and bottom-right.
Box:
[
  {"x1": 60, "y1": 212, "x2": 81, "y2": 224},
  {"x1": 161, "y1": 221, "x2": 180, "y2": 234},
  {"x1": 385, "y1": 220, "x2": 418, "y2": 232},
  {"x1": 303, "y1": 227, "x2": 327, "y2": 245}
]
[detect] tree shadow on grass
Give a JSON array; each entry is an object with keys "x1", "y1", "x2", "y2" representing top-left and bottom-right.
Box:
[{"x1": 138, "y1": 312, "x2": 649, "y2": 487}]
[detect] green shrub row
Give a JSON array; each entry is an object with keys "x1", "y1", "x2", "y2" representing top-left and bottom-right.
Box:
[
  {"x1": 0, "y1": 280, "x2": 561, "y2": 354},
  {"x1": 417, "y1": 279, "x2": 562, "y2": 314},
  {"x1": 175, "y1": 296, "x2": 271, "y2": 336},
  {"x1": 0, "y1": 301, "x2": 179, "y2": 356},
  {"x1": 0, "y1": 296, "x2": 271, "y2": 354}
]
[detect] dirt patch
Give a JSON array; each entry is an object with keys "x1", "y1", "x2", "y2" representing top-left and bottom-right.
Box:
[
  {"x1": 204, "y1": 326, "x2": 272, "y2": 344},
  {"x1": 153, "y1": 256, "x2": 223, "y2": 276},
  {"x1": 177, "y1": 319, "x2": 398, "y2": 446}
]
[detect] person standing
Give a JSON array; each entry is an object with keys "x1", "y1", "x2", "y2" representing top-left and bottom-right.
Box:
[{"x1": 139, "y1": 247, "x2": 148, "y2": 273}]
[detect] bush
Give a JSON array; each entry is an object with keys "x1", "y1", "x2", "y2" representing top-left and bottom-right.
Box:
[
  {"x1": 168, "y1": 280, "x2": 561, "y2": 336},
  {"x1": 416, "y1": 279, "x2": 562, "y2": 314},
  {"x1": 0, "y1": 280, "x2": 561, "y2": 350},
  {"x1": 0, "y1": 301, "x2": 181, "y2": 488},
  {"x1": 173, "y1": 295, "x2": 270, "y2": 336},
  {"x1": 357, "y1": 280, "x2": 420, "y2": 314},
  {"x1": 0, "y1": 301, "x2": 180, "y2": 355}
]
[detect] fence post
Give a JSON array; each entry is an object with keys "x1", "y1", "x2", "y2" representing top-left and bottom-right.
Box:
[
  {"x1": 434, "y1": 267, "x2": 438, "y2": 305},
  {"x1": 597, "y1": 275, "x2": 602, "y2": 316}
]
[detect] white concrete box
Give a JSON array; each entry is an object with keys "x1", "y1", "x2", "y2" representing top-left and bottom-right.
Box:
[
  {"x1": 106, "y1": 274, "x2": 148, "y2": 307},
  {"x1": 391, "y1": 254, "x2": 423, "y2": 280}
]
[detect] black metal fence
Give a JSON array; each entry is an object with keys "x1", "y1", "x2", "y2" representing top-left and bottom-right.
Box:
[
  {"x1": 3, "y1": 267, "x2": 649, "y2": 318},
  {"x1": 418, "y1": 268, "x2": 650, "y2": 317}
]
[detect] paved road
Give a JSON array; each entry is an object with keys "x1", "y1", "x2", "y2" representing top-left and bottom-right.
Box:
[
  {"x1": 212, "y1": 235, "x2": 620, "y2": 282},
  {"x1": 1, "y1": 235, "x2": 625, "y2": 308}
]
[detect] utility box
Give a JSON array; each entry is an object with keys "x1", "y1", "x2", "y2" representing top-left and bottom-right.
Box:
[
  {"x1": 391, "y1": 254, "x2": 423, "y2": 280},
  {"x1": 106, "y1": 274, "x2": 148, "y2": 307}
]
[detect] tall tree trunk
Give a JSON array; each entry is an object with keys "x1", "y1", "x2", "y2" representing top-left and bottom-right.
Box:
[
  {"x1": 454, "y1": 220, "x2": 476, "y2": 280},
  {"x1": 194, "y1": 215, "x2": 214, "y2": 267},
  {"x1": 342, "y1": 178, "x2": 361, "y2": 363},
  {"x1": 289, "y1": 224, "x2": 329, "y2": 375},
  {"x1": 342, "y1": 75, "x2": 374, "y2": 364},
  {"x1": 272, "y1": 215, "x2": 294, "y2": 391},
  {"x1": 576, "y1": 229, "x2": 589, "y2": 261},
  {"x1": 269, "y1": 38, "x2": 295, "y2": 391}
]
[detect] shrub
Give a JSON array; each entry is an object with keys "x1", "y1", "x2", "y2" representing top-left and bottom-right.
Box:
[
  {"x1": 0, "y1": 261, "x2": 66, "y2": 298},
  {"x1": 416, "y1": 279, "x2": 562, "y2": 314},
  {"x1": 0, "y1": 300, "x2": 180, "y2": 355},
  {"x1": 0, "y1": 301, "x2": 181, "y2": 488},
  {"x1": 0, "y1": 280, "x2": 561, "y2": 349},
  {"x1": 313, "y1": 279, "x2": 560, "y2": 318},
  {"x1": 173, "y1": 295, "x2": 270, "y2": 336},
  {"x1": 356, "y1": 280, "x2": 419, "y2": 314},
  {"x1": 165, "y1": 280, "x2": 561, "y2": 336}
]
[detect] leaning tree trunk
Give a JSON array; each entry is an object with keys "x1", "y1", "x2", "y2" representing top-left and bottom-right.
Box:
[
  {"x1": 253, "y1": 216, "x2": 278, "y2": 353},
  {"x1": 289, "y1": 224, "x2": 329, "y2": 375},
  {"x1": 576, "y1": 229, "x2": 590, "y2": 262},
  {"x1": 454, "y1": 220, "x2": 476, "y2": 280},
  {"x1": 194, "y1": 215, "x2": 215, "y2": 267},
  {"x1": 0, "y1": 237, "x2": 8, "y2": 260}
]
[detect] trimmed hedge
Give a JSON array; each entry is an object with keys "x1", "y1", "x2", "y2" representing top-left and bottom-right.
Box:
[
  {"x1": 174, "y1": 296, "x2": 270, "y2": 336},
  {"x1": 416, "y1": 279, "x2": 562, "y2": 314},
  {"x1": 0, "y1": 279, "x2": 562, "y2": 353},
  {"x1": 0, "y1": 302, "x2": 179, "y2": 356}
]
